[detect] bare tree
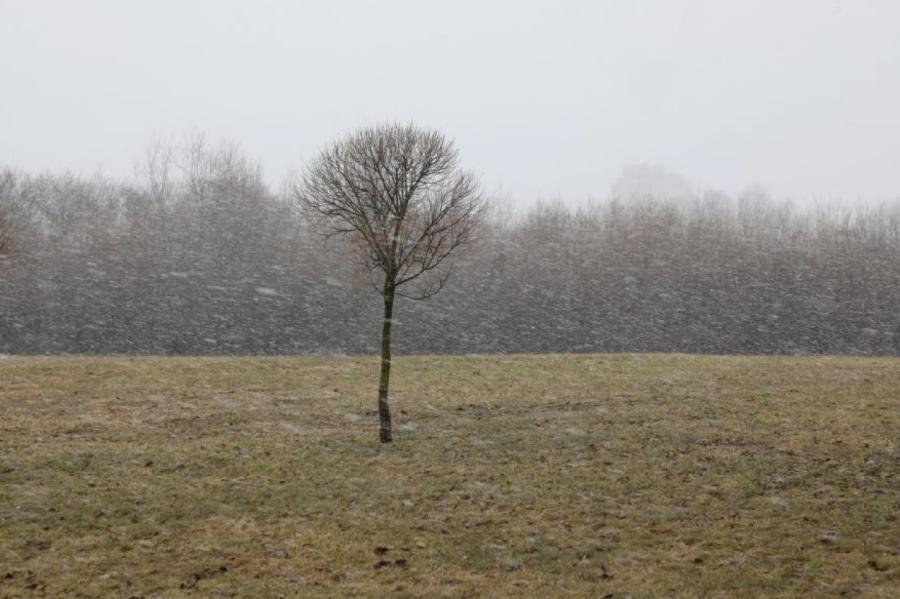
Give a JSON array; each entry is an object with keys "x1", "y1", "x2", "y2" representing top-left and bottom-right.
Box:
[
  {"x1": 0, "y1": 207, "x2": 12, "y2": 259},
  {"x1": 295, "y1": 124, "x2": 484, "y2": 442},
  {"x1": 0, "y1": 169, "x2": 18, "y2": 259}
]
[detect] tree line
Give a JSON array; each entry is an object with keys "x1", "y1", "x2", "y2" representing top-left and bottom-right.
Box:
[{"x1": 1, "y1": 137, "x2": 899, "y2": 356}]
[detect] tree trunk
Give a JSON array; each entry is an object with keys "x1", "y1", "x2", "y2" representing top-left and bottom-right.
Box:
[{"x1": 377, "y1": 284, "x2": 395, "y2": 443}]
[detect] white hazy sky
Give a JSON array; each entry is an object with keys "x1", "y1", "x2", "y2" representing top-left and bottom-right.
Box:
[{"x1": 1, "y1": 0, "x2": 899, "y2": 205}]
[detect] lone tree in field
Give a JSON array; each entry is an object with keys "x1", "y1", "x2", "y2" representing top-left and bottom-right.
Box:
[{"x1": 295, "y1": 124, "x2": 484, "y2": 443}]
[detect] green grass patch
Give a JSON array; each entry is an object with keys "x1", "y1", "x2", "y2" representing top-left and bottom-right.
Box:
[{"x1": 1, "y1": 354, "x2": 898, "y2": 597}]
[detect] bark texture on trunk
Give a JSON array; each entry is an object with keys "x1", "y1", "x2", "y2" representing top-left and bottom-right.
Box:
[{"x1": 377, "y1": 286, "x2": 394, "y2": 443}]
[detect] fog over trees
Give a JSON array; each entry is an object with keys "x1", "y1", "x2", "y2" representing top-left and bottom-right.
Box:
[{"x1": 1, "y1": 136, "x2": 899, "y2": 357}]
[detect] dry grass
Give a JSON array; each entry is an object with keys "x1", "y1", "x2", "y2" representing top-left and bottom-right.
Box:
[{"x1": 0, "y1": 354, "x2": 898, "y2": 597}]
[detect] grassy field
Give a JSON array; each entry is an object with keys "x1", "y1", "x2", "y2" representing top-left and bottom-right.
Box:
[{"x1": 0, "y1": 354, "x2": 898, "y2": 597}]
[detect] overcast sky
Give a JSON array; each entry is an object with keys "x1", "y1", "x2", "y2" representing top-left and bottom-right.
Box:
[{"x1": 2, "y1": 0, "x2": 899, "y2": 205}]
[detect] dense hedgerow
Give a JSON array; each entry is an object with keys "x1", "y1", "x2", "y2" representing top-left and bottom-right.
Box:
[{"x1": 1, "y1": 143, "x2": 898, "y2": 355}]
